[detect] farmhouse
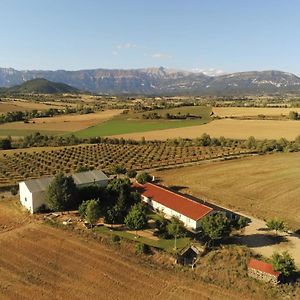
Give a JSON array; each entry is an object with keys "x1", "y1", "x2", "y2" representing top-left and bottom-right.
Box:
[
  {"x1": 248, "y1": 258, "x2": 280, "y2": 285},
  {"x1": 19, "y1": 170, "x2": 109, "y2": 213},
  {"x1": 133, "y1": 182, "x2": 213, "y2": 231}
]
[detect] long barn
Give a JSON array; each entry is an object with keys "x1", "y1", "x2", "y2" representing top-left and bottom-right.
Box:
[
  {"x1": 133, "y1": 182, "x2": 213, "y2": 231},
  {"x1": 19, "y1": 170, "x2": 109, "y2": 213}
]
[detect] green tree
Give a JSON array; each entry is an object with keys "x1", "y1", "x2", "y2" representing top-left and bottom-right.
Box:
[
  {"x1": 167, "y1": 217, "x2": 185, "y2": 250},
  {"x1": 78, "y1": 200, "x2": 89, "y2": 218},
  {"x1": 85, "y1": 199, "x2": 101, "y2": 227},
  {"x1": 136, "y1": 172, "x2": 151, "y2": 184},
  {"x1": 271, "y1": 251, "x2": 296, "y2": 277},
  {"x1": 154, "y1": 212, "x2": 169, "y2": 238},
  {"x1": 45, "y1": 173, "x2": 77, "y2": 211},
  {"x1": 200, "y1": 213, "x2": 231, "y2": 246},
  {"x1": 126, "y1": 169, "x2": 137, "y2": 178},
  {"x1": 266, "y1": 219, "x2": 286, "y2": 235},
  {"x1": 125, "y1": 203, "x2": 148, "y2": 234},
  {"x1": 104, "y1": 205, "x2": 121, "y2": 228},
  {"x1": 112, "y1": 164, "x2": 127, "y2": 176},
  {"x1": 0, "y1": 138, "x2": 12, "y2": 150}
]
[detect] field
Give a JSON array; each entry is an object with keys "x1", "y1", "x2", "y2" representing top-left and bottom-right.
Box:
[
  {"x1": 0, "y1": 142, "x2": 252, "y2": 186},
  {"x1": 153, "y1": 152, "x2": 300, "y2": 230},
  {"x1": 0, "y1": 199, "x2": 291, "y2": 300},
  {"x1": 75, "y1": 106, "x2": 212, "y2": 137},
  {"x1": 212, "y1": 107, "x2": 300, "y2": 117},
  {"x1": 0, "y1": 100, "x2": 68, "y2": 113},
  {"x1": 0, "y1": 109, "x2": 122, "y2": 136},
  {"x1": 112, "y1": 119, "x2": 300, "y2": 141}
]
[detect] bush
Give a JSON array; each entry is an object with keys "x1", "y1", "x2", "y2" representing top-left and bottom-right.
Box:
[
  {"x1": 136, "y1": 172, "x2": 151, "y2": 184},
  {"x1": 135, "y1": 243, "x2": 150, "y2": 254},
  {"x1": 112, "y1": 235, "x2": 121, "y2": 243},
  {"x1": 10, "y1": 186, "x2": 18, "y2": 196},
  {"x1": 126, "y1": 169, "x2": 137, "y2": 178}
]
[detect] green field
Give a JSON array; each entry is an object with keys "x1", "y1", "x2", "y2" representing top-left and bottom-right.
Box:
[
  {"x1": 75, "y1": 106, "x2": 212, "y2": 138},
  {"x1": 0, "y1": 129, "x2": 67, "y2": 137}
]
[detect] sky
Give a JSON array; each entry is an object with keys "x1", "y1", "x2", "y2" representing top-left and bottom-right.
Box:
[{"x1": 0, "y1": 0, "x2": 300, "y2": 75}]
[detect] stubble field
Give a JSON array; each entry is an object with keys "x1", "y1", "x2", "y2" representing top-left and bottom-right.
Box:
[
  {"x1": 112, "y1": 118, "x2": 300, "y2": 140},
  {"x1": 153, "y1": 152, "x2": 300, "y2": 229},
  {"x1": 0, "y1": 200, "x2": 254, "y2": 300}
]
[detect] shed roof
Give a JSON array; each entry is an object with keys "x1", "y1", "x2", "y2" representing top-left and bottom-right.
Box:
[
  {"x1": 248, "y1": 258, "x2": 280, "y2": 277},
  {"x1": 21, "y1": 170, "x2": 108, "y2": 193},
  {"x1": 133, "y1": 182, "x2": 213, "y2": 221}
]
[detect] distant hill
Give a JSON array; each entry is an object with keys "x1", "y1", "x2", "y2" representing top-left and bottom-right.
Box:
[
  {"x1": 0, "y1": 78, "x2": 80, "y2": 94},
  {"x1": 1, "y1": 67, "x2": 300, "y2": 95}
]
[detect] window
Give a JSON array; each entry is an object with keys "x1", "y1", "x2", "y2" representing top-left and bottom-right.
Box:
[{"x1": 24, "y1": 197, "x2": 27, "y2": 202}]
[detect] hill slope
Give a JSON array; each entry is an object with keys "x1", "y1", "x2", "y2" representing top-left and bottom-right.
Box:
[
  {"x1": 1, "y1": 78, "x2": 80, "y2": 94},
  {"x1": 1, "y1": 67, "x2": 300, "y2": 95}
]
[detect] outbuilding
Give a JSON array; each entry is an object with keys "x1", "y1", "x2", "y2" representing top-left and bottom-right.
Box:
[
  {"x1": 248, "y1": 258, "x2": 280, "y2": 285},
  {"x1": 133, "y1": 182, "x2": 213, "y2": 231},
  {"x1": 19, "y1": 170, "x2": 109, "y2": 213}
]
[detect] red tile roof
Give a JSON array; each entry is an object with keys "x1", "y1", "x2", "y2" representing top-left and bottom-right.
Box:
[
  {"x1": 248, "y1": 258, "x2": 280, "y2": 277},
  {"x1": 133, "y1": 182, "x2": 213, "y2": 221}
]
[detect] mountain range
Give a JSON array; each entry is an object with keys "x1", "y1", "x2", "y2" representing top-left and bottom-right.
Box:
[{"x1": 1, "y1": 67, "x2": 300, "y2": 95}]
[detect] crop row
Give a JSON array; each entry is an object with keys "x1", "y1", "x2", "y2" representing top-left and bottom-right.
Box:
[{"x1": 0, "y1": 143, "x2": 253, "y2": 185}]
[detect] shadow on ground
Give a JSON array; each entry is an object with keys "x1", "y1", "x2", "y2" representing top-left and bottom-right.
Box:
[{"x1": 228, "y1": 233, "x2": 289, "y2": 248}]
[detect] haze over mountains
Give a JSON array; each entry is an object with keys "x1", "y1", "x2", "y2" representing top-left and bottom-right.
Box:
[{"x1": 1, "y1": 67, "x2": 300, "y2": 95}]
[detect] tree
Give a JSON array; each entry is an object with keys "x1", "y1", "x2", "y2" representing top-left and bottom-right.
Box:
[
  {"x1": 125, "y1": 203, "x2": 148, "y2": 234},
  {"x1": 112, "y1": 164, "x2": 127, "y2": 176},
  {"x1": 200, "y1": 213, "x2": 231, "y2": 246},
  {"x1": 167, "y1": 217, "x2": 185, "y2": 250},
  {"x1": 245, "y1": 136, "x2": 257, "y2": 149},
  {"x1": 271, "y1": 251, "x2": 296, "y2": 277},
  {"x1": 45, "y1": 173, "x2": 77, "y2": 211},
  {"x1": 78, "y1": 200, "x2": 89, "y2": 218},
  {"x1": 85, "y1": 199, "x2": 101, "y2": 227},
  {"x1": 266, "y1": 219, "x2": 286, "y2": 235},
  {"x1": 126, "y1": 169, "x2": 137, "y2": 178},
  {"x1": 136, "y1": 172, "x2": 151, "y2": 184},
  {"x1": 0, "y1": 138, "x2": 12, "y2": 150},
  {"x1": 289, "y1": 111, "x2": 299, "y2": 120},
  {"x1": 104, "y1": 205, "x2": 121, "y2": 228},
  {"x1": 236, "y1": 215, "x2": 249, "y2": 229}
]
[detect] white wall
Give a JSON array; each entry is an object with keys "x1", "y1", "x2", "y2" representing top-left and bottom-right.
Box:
[
  {"x1": 141, "y1": 195, "x2": 198, "y2": 230},
  {"x1": 19, "y1": 182, "x2": 34, "y2": 213}
]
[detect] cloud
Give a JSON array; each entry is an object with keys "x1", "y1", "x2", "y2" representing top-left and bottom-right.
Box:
[
  {"x1": 112, "y1": 51, "x2": 118, "y2": 56},
  {"x1": 116, "y1": 43, "x2": 137, "y2": 49},
  {"x1": 151, "y1": 52, "x2": 173, "y2": 60},
  {"x1": 191, "y1": 68, "x2": 226, "y2": 76}
]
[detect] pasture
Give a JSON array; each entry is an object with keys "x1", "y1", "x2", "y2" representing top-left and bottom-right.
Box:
[
  {"x1": 0, "y1": 142, "x2": 251, "y2": 186},
  {"x1": 112, "y1": 119, "x2": 300, "y2": 141},
  {"x1": 75, "y1": 106, "x2": 212, "y2": 137},
  {"x1": 153, "y1": 152, "x2": 300, "y2": 230}
]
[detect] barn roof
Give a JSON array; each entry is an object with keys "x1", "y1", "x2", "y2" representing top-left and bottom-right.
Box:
[
  {"x1": 248, "y1": 258, "x2": 280, "y2": 277},
  {"x1": 133, "y1": 182, "x2": 213, "y2": 221},
  {"x1": 21, "y1": 170, "x2": 108, "y2": 193}
]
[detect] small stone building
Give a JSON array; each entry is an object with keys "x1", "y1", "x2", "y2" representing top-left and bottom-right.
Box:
[
  {"x1": 248, "y1": 258, "x2": 280, "y2": 285},
  {"x1": 176, "y1": 244, "x2": 205, "y2": 268}
]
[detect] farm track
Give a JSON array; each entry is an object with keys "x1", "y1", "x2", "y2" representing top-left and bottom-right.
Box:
[{"x1": 0, "y1": 223, "x2": 250, "y2": 300}]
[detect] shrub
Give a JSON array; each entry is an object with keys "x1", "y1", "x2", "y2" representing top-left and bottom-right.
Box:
[
  {"x1": 136, "y1": 172, "x2": 151, "y2": 184},
  {"x1": 135, "y1": 243, "x2": 150, "y2": 255},
  {"x1": 10, "y1": 186, "x2": 18, "y2": 196},
  {"x1": 126, "y1": 169, "x2": 137, "y2": 178}
]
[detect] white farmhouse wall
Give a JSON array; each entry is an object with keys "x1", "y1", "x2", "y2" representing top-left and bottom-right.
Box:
[
  {"x1": 142, "y1": 195, "x2": 198, "y2": 230},
  {"x1": 19, "y1": 182, "x2": 34, "y2": 213}
]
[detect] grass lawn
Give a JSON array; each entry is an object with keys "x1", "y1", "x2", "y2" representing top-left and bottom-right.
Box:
[
  {"x1": 75, "y1": 106, "x2": 212, "y2": 138},
  {"x1": 93, "y1": 225, "x2": 190, "y2": 252}
]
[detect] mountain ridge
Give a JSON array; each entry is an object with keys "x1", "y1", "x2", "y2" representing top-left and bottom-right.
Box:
[{"x1": 1, "y1": 67, "x2": 300, "y2": 95}]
